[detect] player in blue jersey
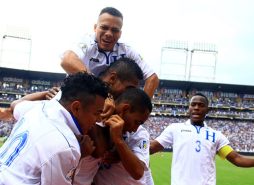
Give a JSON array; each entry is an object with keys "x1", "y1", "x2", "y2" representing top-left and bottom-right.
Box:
[{"x1": 150, "y1": 93, "x2": 254, "y2": 185}]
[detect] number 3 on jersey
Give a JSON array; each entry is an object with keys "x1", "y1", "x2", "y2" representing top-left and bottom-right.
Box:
[
  {"x1": 195, "y1": 140, "x2": 201, "y2": 152},
  {"x1": 0, "y1": 131, "x2": 29, "y2": 168}
]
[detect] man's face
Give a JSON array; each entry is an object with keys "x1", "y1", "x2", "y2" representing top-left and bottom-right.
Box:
[
  {"x1": 189, "y1": 95, "x2": 210, "y2": 125},
  {"x1": 75, "y1": 95, "x2": 105, "y2": 134},
  {"x1": 94, "y1": 13, "x2": 123, "y2": 51},
  {"x1": 110, "y1": 77, "x2": 140, "y2": 100},
  {"x1": 122, "y1": 108, "x2": 150, "y2": 134}
]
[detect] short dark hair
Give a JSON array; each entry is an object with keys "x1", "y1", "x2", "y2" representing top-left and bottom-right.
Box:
[
  {"x1": 60, "y1": 72, "x2": 109, "y2": 107},
  {"x1": 192, "y1": 93, "x2": 209, "y2": 107},
  {"x1": 101, "y1": 57, "x2": 143, "y2": 83},
  {"x1": 99, "y1": 7, "x2": 123, "y2": 20},
  {"x1": 115, "y1": 88, "x2": 152, "y2": 114}
]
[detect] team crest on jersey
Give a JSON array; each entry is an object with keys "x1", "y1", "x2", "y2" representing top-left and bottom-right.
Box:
[
  {"x1": 141, "y1": 140, "x2": 147, "y2": 150},
  {"x1": 65, "y1": 167, "x2": 75, "y2": 181},
  {"x1": 138, "y1": 54, "x2": 144, "y2": 60}
]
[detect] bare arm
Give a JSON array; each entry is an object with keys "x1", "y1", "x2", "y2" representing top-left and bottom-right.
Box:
[
  {"x1": 226, "y1": 150, "x2": 254, "y2": 167},
  {"x1": 11, "y1": 91, "x2": 48, "y2": 111},
  {"x1": 104, "y1": 115, "x2": 145, "y2": 180},
  {"x1": 60, "y1": 50, "x2": 91, "y2": 74},
  {"x1": 150, "y1": 140, "x2": 164, "y2": 155},
  {"x1": 144, "y1": 73, "x2": 159, "y2": 99},
  {"x1": 87, "y1": 125, "x2": 110, "y2": 159}
]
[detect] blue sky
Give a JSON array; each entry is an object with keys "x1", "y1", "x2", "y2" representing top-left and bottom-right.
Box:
[{"x1": 0, "y1": 0, "x2": 253, "y2": 86}]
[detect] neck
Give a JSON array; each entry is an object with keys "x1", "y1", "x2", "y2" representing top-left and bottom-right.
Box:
[{"x1": 190, "y1": 119, "x2": 204, "y2": 127}]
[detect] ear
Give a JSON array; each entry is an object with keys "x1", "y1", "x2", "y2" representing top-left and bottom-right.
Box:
[
  {"x1": 94, "y1": 24, "x2": 97, "y2": 32},
  {"x1": 109, "y1": 72, "x2": 118, "y2": 84},
  {"x1": 71, "y1": 101, "x2": 82, "y2": 117},
  {"x1": 121, "y1": 104, "x2": 131, "y2": 115},
  {"x1": 206, "y1": 108, "x2": 210, "y2": 114}
]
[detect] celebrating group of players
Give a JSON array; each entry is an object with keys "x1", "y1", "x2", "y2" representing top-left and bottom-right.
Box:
[{"x1": 0, "y1": 7, "x2": 254, "y2": 185}]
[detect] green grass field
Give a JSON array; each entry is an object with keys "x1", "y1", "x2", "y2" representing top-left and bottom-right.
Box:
[{"x1": 150, "y1": 152, "x2": 254, "y2": 185}]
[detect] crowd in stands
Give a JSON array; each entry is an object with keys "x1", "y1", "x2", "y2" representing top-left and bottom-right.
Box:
[
  {"x1": 152, "y1": 106, "x2": 254, "y2": 119},
  {"x1": 1, "y1": 86, "x2": 254, "y2": 152},
  {"x1": 153, "y1": 94, "x2": 254, "y2": 108},
  {"x1": 143, "y1": 116, "x2": 254, "y2": 152}
]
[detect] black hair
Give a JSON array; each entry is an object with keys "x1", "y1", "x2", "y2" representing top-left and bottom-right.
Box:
[
  {"x1": 60, "y1": 71, "x2": 109, "y2": 107},
  {"x1": 192, "y1": 93, "x2": 209, "y2": 107},
  {"x1": 101, "y1": 57, "x2": 143, "y2": 83},
  {"x1": 99, "y1": 7, "x2": 123, "y2": 20},
  {"x1": 115, "y1": 88, "x2": 152, "y2": 114}
]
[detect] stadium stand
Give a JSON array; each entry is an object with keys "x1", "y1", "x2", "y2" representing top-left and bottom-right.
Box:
[{"x1": 1, "y1": 67, "x2": 254, "y2": 153}]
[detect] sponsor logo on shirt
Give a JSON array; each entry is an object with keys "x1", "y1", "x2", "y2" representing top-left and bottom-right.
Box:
[
  {"x1": 181, "y1": 129, "x2": 191, "y2": 132},
  {"x1": 90, "y1": 57, "x2": 99, "y2": 63},
  {"x1": 65, "y1": 167, "x2": 75, "y2": 181}
]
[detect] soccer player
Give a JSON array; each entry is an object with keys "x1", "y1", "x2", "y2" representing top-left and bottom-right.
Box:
[
  {"x1": 0, "y1": 72, "x2": 109, "y2": 184},
  {"x1": 93, "y1": 88, "x2": 153, "y2": 185},
  {"x1": 150, "y1": 93, "x2": 254, "y2": 185},
  {"x1": 60, "y1": 6, "x2": 159, "y2": 117}
]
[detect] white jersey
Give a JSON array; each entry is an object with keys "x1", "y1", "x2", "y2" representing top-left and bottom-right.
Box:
[
  {"x1": 60, "y1": 33, "x2": 154, "y2": 79},
  {"x1": 0, "y1": 100, "x2": 81, "y2": 185},
  {"x1": 93, "y1": 126, "x2": 151, "y2": 185},
  {"x1": 73, "y1": 156, "x2": 101, "y2": 185},
  {"x1": 156, "y1": 119, "x2": 229, "y2": 185}
]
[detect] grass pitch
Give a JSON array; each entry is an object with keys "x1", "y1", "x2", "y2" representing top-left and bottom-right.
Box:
[{"x1": 150, "y1": 152, "x2": 254, "y2": 185}]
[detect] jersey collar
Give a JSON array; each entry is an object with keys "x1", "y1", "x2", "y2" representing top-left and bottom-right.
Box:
[{"x1": 186, "y1": 119, "x2": 208, "y2": 129}]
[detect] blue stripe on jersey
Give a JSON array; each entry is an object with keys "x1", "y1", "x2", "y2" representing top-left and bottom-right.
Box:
[
  {"x1": 70, "y1": 114, "x2": 83, "y2": 135},
  {"x1": 191, "y1": 124, "x2": 204, "y2": 134},
  {"x1": 99, "y1": 51, "x2": 113, "y2": 65},
  {"x1": 49, "y1": 122, "x2": 71, "y2": 147}
]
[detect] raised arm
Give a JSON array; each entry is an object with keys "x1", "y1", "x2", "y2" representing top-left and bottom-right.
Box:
[
  {"x1": 150, "y1": 140, "x2": 164, "y2": 155},
  {"x1": 226, "y1": 150, "x2": 254, "y2": 167},
  {"x1": 104, "y1": 115, "x2": 145, "y2": 180},
  {"x1": 60, "y1": 51, "x2": 91, "y2": 74},
  {"x1": 144, "y1": 73, "x2": 159, "y2": 99}
]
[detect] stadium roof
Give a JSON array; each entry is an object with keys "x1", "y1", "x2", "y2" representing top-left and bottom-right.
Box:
[
  {"x1": 141, "y1": 79, "x2": 254, "y2": 94},
  {"x1": 1, "y1": 67, "x2": 254, "y2": 93},
  {"x1": 0, "y1": 67, "x2": 66, "y2": 81}
]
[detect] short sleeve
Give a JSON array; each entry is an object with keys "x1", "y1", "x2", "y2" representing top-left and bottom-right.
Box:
[
  {"x1": 125, "y1": 44, "x2": 155, "y2": 79},
  {"x1": 130, "y1": 128, "x2": 150, "y2": 170},
  {"x1": 59, "y1": 35, "x2": 90, "y2": 62},
  {"x1": 13, "y1": 101, "x2": 42, "y2": 121},
  {"x1": 216, "y1": 132, "x2": 230, "y2": 151},
  {"x1": 155, "y1": 124, "x2": 175, "y2": 148}
]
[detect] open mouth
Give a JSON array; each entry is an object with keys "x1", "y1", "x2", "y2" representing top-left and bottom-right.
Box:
[{"x1": 102, "y1": 39, "x2": 111, "y2": 43}]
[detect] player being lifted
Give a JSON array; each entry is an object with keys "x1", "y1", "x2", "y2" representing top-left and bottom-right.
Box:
[
  {"x1": 60, "y1": 6, "x2": 159, "y2": 118},
  {"x1": 150, "y1": 93, "x2": 254, "y2": 185},
  {"x1": 0, "y1": 72, "x2": 109, "y2": 184}
]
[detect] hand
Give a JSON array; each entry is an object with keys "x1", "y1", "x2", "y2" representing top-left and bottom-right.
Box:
[
  {"x1": 76, "y1": 135, "x2": 96, "y2": 158},
  {"x1": 101, "y1": 96, "x2": 115, "y2": 122},
  {"x1": 104, "y1": 115, "x2": 124, "y2": 144},
  {"x1": 45, "y1": 87, "x2": 60, "y2": 100},
  {"x1": 0, "y1": 108, "x2": 14, "y2": 120},
  {"x1": 102, "y1": 151, "x2": 121, "y2": 165}
]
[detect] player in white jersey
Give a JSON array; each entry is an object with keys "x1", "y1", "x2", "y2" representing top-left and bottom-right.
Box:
[
  {"x1": 91, "y1": 88, "x2": 153, "y2": 185},
  {"x1": 150, "y1": 93, "x2": 254, "y2": 185},
  {"x1": 60, "y1": 7, "x2": 159, "y2": 118},
  {"x1": 0, "y1": 72, "x2": 109, "y2": 184}
]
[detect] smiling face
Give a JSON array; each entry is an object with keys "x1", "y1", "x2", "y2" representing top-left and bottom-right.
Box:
[
  {"x1": 94, "y1": 13, "x2": 123, "y2": 51},
  {"x1": 189, "y1": 95, "x2": 210, "y2": 126}
]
